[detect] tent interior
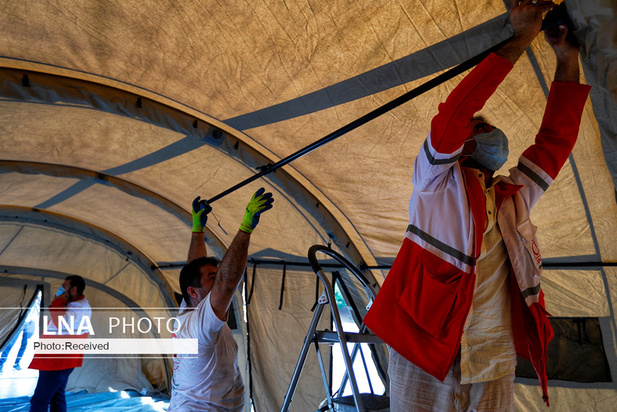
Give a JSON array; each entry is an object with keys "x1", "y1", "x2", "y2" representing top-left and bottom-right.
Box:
[{"x1": 1, "y1": 0, "x2": 616, "y2": 410}]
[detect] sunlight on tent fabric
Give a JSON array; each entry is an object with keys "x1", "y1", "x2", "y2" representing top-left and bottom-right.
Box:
[{"x1": 0, "y1": 0, "x2": 616, "y2": 411}]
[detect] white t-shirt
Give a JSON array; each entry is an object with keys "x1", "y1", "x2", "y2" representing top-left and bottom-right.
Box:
[
  {"x1": 45, "y1": 297, "x2": 92, "y2": 335},
  {"x1": 169, "y1": 293, "x2": 244, "y2": 411}
]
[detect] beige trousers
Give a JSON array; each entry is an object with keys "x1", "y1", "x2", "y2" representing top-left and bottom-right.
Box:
[{"x1": 388, "y1": 348, "x2": 515, "y2": 412}]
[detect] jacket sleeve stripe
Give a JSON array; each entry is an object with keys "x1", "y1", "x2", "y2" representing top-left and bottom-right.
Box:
[
  {"x1": 407, "y1": 224, "x2": 475, "y2": 266},
  {"x1": 521, "y1": 283, "x2": 541, "y2": 299},
  {"x1": 517, "y1": 161, "x2": 549, "y2": 191},
  {"x1": 423, "y1": 140, "x2": 462, "y2": 165}
]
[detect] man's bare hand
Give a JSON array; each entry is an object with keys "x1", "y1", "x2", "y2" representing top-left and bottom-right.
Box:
[
  {"x1": 498, "y1": 0, "x2": 556, "y2": 64},
  {"x1": 509, "y1": 0, "x2": 556, "y2": 42},
  {"x1": 546, "y1": 24, "x2": 580, "y2": 83},
  {"x1": 545, "y1": 24, "x2": 579, "y2": 60}
]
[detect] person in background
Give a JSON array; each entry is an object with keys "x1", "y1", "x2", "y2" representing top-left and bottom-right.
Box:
[
  {"x1": 29, "y1": 275, "x2": 91, "y2": 412},
  {"x1": 364, "y1": 0, "x2": 590, "y2": 409}
]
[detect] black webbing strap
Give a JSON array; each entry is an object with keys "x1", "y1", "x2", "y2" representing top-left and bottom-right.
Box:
[
  {"x1": 247, "y1": 261, "x2": 257, "y2": 304},
  {"x1": 278, "y1": 263, "x2": 287, "y2": 310},
  {"x1": 310, "y1": 274, "x2": 320, "y2": 312},
  {"x1": 243, "y1": 268, "x2": 254, "y2": 406}
]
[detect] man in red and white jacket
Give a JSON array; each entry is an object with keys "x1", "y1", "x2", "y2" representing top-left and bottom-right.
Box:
[
  {"x1": 364, "y1": 1, "x2": 591, "y2": 410},
  {"x1": 29, "y1": 275, "x2": 91, "y2": 412}
]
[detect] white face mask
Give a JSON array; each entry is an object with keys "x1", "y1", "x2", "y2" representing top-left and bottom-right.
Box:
[{"x1": 470, "y1": 128, "x2": 509, "y2": 171}]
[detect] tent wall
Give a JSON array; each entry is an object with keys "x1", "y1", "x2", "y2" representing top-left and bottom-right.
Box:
[
  {"x1": 247, "y1": 266, "x2": 333, "y2": 411},
  {"x1": 0, "y1": 0, "x2": 616, "y2": 410},
  {"x1": 569, "y1": 0, "x2": 617, "y2": 194},
  {"x1": 0, "y1": 278, "x2": 40, "y2": 348}
]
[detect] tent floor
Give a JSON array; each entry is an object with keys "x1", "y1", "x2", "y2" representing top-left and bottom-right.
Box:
[
  {"x1": 0, "y1": 363, "x2": 39, "y2": 399},
  {"x1": 0, "y1": 390, "x2": 170, "y2": 411},
  {"x1": 0, "y1": 342, "x2": 170, "y2": 411}
]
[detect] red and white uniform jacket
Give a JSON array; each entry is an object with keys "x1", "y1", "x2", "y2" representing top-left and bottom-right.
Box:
[
  {"x1": 364, "y1": 52, "x2": 590, "y2": 404},
  {"x1": 29, "y1": 295, "x2": 91, "y2": 371}
]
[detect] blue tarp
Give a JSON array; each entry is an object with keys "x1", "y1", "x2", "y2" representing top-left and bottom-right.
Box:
[{"x1": 0, "y1": 390, "x2": 170, "y2": 412}]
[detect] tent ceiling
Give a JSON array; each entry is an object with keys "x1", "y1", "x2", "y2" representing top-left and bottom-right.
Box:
[{"x1": 1, "y1": 0, "x2": 616, "y2": 410}]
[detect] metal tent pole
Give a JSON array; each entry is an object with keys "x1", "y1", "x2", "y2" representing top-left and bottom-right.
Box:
[{"x1": 205, "y1": 37, "x2": 512, "y2": 204}]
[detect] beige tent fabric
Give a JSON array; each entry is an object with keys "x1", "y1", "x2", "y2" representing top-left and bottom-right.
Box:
[
  {"x1": 248, "y1": 266, "x2": 333, "y2": 411},
  {"x1": 570, "y1": 0, "x2": 617, "y2": 192},
  {"x1": 1, "y1": 0, "x2": 616, "y2": 410}
]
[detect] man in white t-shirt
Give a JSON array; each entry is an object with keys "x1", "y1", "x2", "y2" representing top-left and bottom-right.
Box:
[{"x1": 169, "y1": 188, "x2": 274, "y2": 411}]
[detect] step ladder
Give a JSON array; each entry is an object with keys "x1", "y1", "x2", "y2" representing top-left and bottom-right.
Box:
[{"x1": 280, "y1": 245, "x2": 390, "y2": 412}]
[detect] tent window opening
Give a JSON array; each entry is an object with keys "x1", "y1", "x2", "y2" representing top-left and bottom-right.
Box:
[
  {"x1": 0, "y1": 287, "x2": 41, "y2": 392},
  {"x1": 227, "y1": 298, "x2": 239, "y2": 331},
  {"x1": 331, "y1": 282, "x2": 386, "y2": 396},
  {"x1": 516, "y1": 317, "x2": 612, "y2": 383}
]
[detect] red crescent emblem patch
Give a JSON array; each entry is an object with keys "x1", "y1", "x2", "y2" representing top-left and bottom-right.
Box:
[{"x1": 531, "y1": 239, "x2": 542, "y2": 265}]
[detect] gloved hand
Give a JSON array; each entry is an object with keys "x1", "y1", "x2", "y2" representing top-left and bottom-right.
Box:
[
  {"x1": 192, "y1": 196, "x2": 212, "y2": 233},
  {"x1": 240, "y1": 188, "x2": 274, "y2": 234}
]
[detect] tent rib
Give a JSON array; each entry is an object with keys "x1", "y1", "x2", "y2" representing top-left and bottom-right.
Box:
[
  {"x1": 1, "y1": 266, "x2": 142, "y2": 309},
  {"x1": 0, "y1": 205, "x2": 177, "y2": 309},
  {"x1": 0, "y1": 55, "x2": 211, "y2": 126},
  {"x1": 0, "y1": 159, "x2": 228, "y2": 256},
  {"x1": 0, "y1": 68, "x2": 382, "y2": 278}
]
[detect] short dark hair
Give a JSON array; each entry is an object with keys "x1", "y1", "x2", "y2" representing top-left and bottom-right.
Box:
[
  {"x1": 179, "y1": 257, "x2": 219, "y2": 306},
  {"x1": 471, "y1": 115, "x2": 489, "y2": 123},
  {"x1": 66, "y1": 275, "x2": 86, "y2": 295}
]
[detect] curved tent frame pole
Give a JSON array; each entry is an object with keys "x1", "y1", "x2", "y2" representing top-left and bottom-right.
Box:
[{"x1": 206, "y1": 37, "x2": 512, "y2": 204}]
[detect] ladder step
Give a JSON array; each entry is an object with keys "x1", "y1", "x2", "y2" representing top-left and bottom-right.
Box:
[
  {"x1": 314, "y1": 331, "x2": 383, "y2": 344},
  {"x1": 332, "y1": 394, "x2": 390, "y2": 411}
]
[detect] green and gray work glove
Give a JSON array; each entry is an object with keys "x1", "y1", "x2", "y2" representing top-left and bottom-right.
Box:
[
  {"x1": 192, "y1": 196, "x2": 212, "y2": 233},
  {"x1": 240, "y1": 188, "x2": 274, "y2": 234}
]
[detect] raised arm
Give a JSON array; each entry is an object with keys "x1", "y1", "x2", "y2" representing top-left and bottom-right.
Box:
[
  {"x1": 187, "y1": 196, "x2": 211, "y2": 262},
  {"x1": 209, "y1": 188, "x2": 274, "y2": 320},
  {"x1": 519, "y1": 24, "x2": 590, "y2": 181}
]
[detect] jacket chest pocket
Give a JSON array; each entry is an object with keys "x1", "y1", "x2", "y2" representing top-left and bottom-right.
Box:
[{"x1": 397, "y1": 263, "x2": 465, "y2": 340}]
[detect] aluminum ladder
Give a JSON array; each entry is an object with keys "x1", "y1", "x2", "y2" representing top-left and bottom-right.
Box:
[{"x1": 280, "y1": 245, "x2": 389, "y2": 412}]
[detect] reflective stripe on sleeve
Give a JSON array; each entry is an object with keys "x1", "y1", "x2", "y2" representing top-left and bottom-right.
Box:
[
  {"x1": 423, "y1": 140, "x2": 462, "y2": 165},
  {"x1": 517, "y1": 161, "x2": 549, "y2": 191}
]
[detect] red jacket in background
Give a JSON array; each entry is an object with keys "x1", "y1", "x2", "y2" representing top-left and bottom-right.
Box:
[{"x1": 29, "y1": 295, "x2": 91, "y2": 371}]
